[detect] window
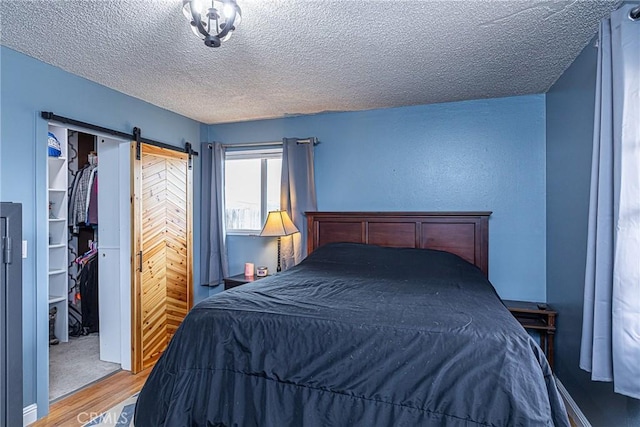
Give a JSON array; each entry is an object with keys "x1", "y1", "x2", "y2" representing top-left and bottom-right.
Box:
[{"x1": 224, "y1": 148, "x2": 282, "y2": 233}]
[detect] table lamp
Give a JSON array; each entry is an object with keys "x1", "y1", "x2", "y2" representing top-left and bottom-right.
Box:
[{"x1": 259, "y1": 210, "x2": 299, "y2": 272}]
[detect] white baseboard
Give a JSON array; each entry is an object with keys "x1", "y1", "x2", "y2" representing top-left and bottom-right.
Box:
[
  {"x1": 23, "y1": 404, "x2": 38, "y2": 426},
  {"x1": 555, "y1": 376, "x2": 591, "y2": 427}
]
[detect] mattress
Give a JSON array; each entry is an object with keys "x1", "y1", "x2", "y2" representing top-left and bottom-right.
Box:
[{"x1": 135, "y1": 243, "x2": 569, "y2": 426}]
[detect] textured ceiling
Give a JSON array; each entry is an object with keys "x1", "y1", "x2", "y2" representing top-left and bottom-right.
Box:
[{"x1": 0, "y1": 1, "x2": 619, "y2": 124}]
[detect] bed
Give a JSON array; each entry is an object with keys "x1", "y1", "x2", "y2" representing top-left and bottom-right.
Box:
[{"x1": 135, "y1": 212, "x2": 569, "y2": 426}]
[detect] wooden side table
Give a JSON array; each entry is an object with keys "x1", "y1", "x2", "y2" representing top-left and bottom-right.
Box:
[
  {"x1": 223, "y1": 273, "x2": 266, "y2": 290},
  {"x1": 503, "y1": 299, "x2": 557, "y2": 370}
]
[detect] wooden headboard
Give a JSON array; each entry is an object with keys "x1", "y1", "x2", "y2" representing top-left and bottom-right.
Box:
[{"x1": 306, "y1": 212, "x2": 491, "y2": 277}]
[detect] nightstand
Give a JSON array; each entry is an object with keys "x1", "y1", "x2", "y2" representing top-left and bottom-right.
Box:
[
  {"x1": 503, "y1": 299, "x2": 557, "y2": 370},
  {"x1": 223, "y1": 273, "x2": 267, "y2": 290}
]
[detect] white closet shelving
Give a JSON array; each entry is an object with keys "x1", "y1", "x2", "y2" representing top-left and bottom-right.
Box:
[{"x1": 47, "y1": 124, "x2": 69, "y2": 343}]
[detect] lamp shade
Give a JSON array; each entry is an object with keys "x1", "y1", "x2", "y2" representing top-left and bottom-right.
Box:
[{"x1": 259, "y1": 211, "x2": 299, "y2": 237}]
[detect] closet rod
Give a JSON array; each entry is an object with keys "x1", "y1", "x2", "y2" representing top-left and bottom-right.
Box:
[{"x1": 40, "y1": 112, "x2": 199, "y2": 159}]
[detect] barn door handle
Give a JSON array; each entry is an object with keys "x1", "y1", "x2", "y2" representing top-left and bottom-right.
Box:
[{"x1": 138, "y1": 251, "x2": 143, "y2": 272}]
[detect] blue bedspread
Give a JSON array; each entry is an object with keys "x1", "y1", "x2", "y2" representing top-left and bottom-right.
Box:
[{"x1": 135, "y1": 243, "x2": 568, "y2": 426}]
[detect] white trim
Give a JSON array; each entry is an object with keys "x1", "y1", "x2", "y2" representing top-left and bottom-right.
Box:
[
  {"x1": 23, "y1": 404, "x2": 38, "y2": 426},
  {"x1": 226, "y1": 230, "x2": 261, "y2": 236},
  {"x1": 48, "y1": 120, "x2": 130, "y2": 144},
  {"x1": 555, "y1": 376, "x2": 592, "y2": 427},
  {"x1": 219, "y1": 141, "x2": 282, "y2": 149},
  {"x1": 224, "y1": 147, "x2": 282, "y2": 160},
  {"x1": 224, "y1": 149, "x2": 283, "y2": 232}
]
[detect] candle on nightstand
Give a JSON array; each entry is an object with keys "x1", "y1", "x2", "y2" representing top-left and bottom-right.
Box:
[{"x1": 244, "y1": 262, "x2": 254, "y2": 277}]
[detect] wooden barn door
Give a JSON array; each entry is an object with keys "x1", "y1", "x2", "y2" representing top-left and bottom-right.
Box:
[{"x1": 131, "y1": 143, "x2": 193, "y2": 373}]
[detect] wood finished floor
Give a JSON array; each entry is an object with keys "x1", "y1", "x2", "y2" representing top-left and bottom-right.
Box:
[{"x1": 30, "y1": 368, "x2": 150, "y2": 427}]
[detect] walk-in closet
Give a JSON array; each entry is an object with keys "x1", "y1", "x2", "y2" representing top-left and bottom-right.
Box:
[{"x1": 46, "y1": 124, "x2": 130, "y2": 401}]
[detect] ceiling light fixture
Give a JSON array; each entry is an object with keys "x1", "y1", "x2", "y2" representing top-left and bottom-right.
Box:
[{"x1": 182, "y1": 0, "x2": 241, "y2": 48}]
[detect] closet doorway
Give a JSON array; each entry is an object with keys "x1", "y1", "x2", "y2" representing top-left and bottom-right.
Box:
[
  {"x1": 48, "y1": 128, "x2": 131, "y2": 401},
  {"x1": 131, "y1": 143, "x2": 193, "y2": 373}
]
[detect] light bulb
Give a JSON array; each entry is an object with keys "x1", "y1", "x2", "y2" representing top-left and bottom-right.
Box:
[
  {"x1": 192, "y1": 0, "x2": 206, "y2": 15},
  {"x1": 222, "y1": 3, "x2": 235, "y2": 18}
]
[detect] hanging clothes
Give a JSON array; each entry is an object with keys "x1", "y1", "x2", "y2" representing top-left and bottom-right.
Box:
[
  {"x1": 75, "y1": 243, "x2": 97, "y2": 266},
  {"x1": 77, "y1": 251, "x2": 99, "y2": 333},
  {"x1": 72, "y1": 243, "x2": 97, "y2": 305},
  {"x1": 69, "y1": 164, "x2": 97, "y2": 232},
  {"x1": 86, "y1": 170, "x2": 98, "y2": 226}
]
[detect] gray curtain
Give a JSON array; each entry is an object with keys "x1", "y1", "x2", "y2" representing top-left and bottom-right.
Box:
[
  {"x1": 200, "y1": 142, "x2": 228, "y2": 286},
  {"x1": 280, "y1": 137, "x2": 318, "y2": 270},
  {"x1": 580, "y1": 4, "x2": 640, "y2": 399}
]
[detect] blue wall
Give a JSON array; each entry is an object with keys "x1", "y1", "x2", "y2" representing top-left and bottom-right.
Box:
[
  {"x1": 546, "y1": 39, "x2": 640, "y2": 425},
  {"x1": 0, "y1": 46, "x2": 205, "y2": 417},
  {"x1": 209, "y1": 95, "x2": 547, "y2": 301}
]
